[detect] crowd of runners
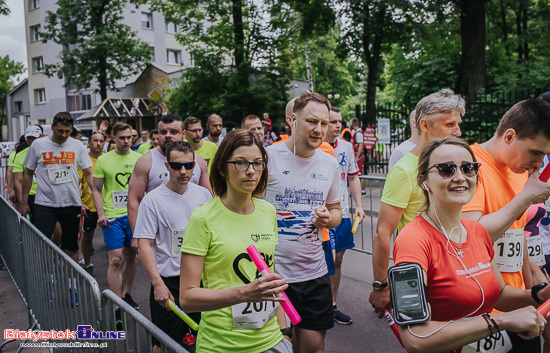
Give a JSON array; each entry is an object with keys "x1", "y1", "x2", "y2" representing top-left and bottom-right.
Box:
[{"x1": 3, "y1": 90, "x2": 550, "y2": 353}]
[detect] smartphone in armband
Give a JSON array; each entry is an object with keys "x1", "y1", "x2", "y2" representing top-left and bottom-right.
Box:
[{"x1": 388, "y1": 262, "x2": 430, "y2": 326}]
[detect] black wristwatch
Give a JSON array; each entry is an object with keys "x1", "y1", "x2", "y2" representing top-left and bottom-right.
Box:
[
  {"x1": 281, "y1": 327, "x2": 292, "y2": 338},
  {"x1": 532, "y1": 282, "x2": 549, "y2": 304},
  {"x1": 372, "y1": 281, "x2": 388, "y2": 291}
]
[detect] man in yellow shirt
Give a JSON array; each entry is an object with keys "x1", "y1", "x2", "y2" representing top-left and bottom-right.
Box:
[
  {"x1": 78, "y1": 131, "x2": 105, "y2": 275},
  {"x1": 184, "y1": 116, "x2": 217, "y2": 172}
]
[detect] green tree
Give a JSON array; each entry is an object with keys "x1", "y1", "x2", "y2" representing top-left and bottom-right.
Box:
[
  {"x1": 40, "y1": 0, "x2": 152, "y2": 101},
  {"x1": 160, "y1": 0, "x2": 299, "y2": 123},
  {"x1": 0, "y1": 0, "x2": 9, "y2": 16},
  {"x1": 0, "y1": 56, "x2": 25, "y2": 140}
]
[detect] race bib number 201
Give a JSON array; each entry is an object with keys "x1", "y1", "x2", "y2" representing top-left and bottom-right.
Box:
[{"x1": 231, "y1": 289, "x2": 280, "y2": 330}]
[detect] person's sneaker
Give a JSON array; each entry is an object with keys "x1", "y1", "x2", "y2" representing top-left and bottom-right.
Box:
[
  {"x1": 82, "y1": 264, "x2": 94, "y2": 277},
  {"x1": 122, "y1": 292, "x2": 139, "y2": 310},
  {"x1": 115, "y1": 308, "x2": 123, "y2": 331},
  {"x1": 182, "y1": 333, "x2": 196, "y2": 352},
  {"x1": 334, "y1": 306, "x2": 352, "y2": 325}
]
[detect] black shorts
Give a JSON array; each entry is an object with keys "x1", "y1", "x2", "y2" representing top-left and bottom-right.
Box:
[
  {"x1": 33, "y1": 204, "x2": 81, "y2": 251},
  {"x1": 82, "y1": 211, "x2": 98, "y2": 232},
  {"x1": 285, "y1": 274, "x2": 334, "y2": 331},
  {"x1": 149, "y1": 276, "x2": 201, "y2": 347},
  {"x1": 507, "y1": 331, "x2": 541, "y2": 353}
]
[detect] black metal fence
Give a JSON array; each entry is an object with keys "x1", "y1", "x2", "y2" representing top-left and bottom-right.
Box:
[{"x1": 356, "y1": 89, "x2": 547, "y2": 174}]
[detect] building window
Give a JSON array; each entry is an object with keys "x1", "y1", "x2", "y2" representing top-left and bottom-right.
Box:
[
  {"x1": 30, "y1": 25, "x2": 41, "y2": 41},
  {"x1": 28, "y1": 0, "x2": 39, "y2": 10},
  {"x1": 34, "y1": 89, "x2": 46, "y2": 104},
  {"x1": 166, "y1": 22, "x2": 178, "y2": 34},
  {"x1": 141, "y1": 12, "x2": 153, "y2": 29},
  {"x1": 68, "y1": 94, "x2": 92, "y2": 111},
  {"x1": 15, "y1": 101, "x2": 23, "y2": 112},
  {"x1": 167, "y1": 50, "x2": 181, "y2": 65},
  {"x1": 32, "y1": 56, "x2": 44, "y2": 73}
]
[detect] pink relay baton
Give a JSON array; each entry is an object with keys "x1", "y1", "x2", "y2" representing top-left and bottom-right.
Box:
[
  {"x1": 246, "y1": 244, "x2": 301, "y2": 325},
  {"x1": 384, "y1": 310, "x2": 404, "y2": 347}
]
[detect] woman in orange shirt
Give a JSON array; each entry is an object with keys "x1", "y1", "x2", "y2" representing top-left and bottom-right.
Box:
[{"x1": 393, "y1": 136, "x2": 549, "y2": 353}]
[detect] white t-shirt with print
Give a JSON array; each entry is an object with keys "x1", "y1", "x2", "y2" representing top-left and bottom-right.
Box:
[
  {"x1": 333, "y1": 138, "x2": 360, "y2": 219},
  {"x1": 133, "y1": 183, "x2": 212, "y2": 277},
  {"x1": 24, "y1": 136, "x2": 93, "y2": 207},
  {"x1": 265, "y1": 142, "x2": 342, "y2": 283}
]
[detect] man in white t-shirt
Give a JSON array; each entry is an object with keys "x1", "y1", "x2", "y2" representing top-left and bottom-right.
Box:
[
  {"x1": 388, "y1": 110, "x2": 418, "y2": 171},
  {"x1": 135, "y1": 141, "x2": 212, "y2": 351},
  {"x1": 203, "y1": 114, "x2": 224, "y2": 147},
  {"x1": 265, "y1": 93, "x2": 342, "y2": 352},
  {"x1": 324, "y1": 107, "x2": 365, "y2": 325},
  {"x1": 21, "y1": 112, "x2": 93, "y2": 261}
]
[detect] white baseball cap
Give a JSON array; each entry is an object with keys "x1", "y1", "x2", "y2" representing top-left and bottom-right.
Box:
[{"x1": 24, "y1": 125, "x2": 41, "y2": 138}]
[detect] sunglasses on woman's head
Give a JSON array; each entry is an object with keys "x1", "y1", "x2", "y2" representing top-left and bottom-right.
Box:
[
  {"x1": 168, "y1": 161, "x2": 195, "y2": 171},
  {"x1": 423, "y1": 162, "x2": 481, "y2": 179}
]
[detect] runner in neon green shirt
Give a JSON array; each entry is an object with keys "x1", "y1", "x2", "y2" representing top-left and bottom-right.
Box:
[
  {"x1": 92, "y1": 123, "x2": 141, "y2": 314},
  {"x1": 180, "y1": 129, "x2": 292, "y2": 353}
]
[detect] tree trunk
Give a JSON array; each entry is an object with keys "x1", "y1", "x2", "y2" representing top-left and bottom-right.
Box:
[
  {"x1": 362, "y1": 3, "x2": 385, "y2": 125},
  {"x1": 457, "y1": 0, "x2": 486, "y2": 98},
  {"x1": 232, "y1": 0, "x2": 248, "y2": 88},
  {"x1": 499, "y1": 0, "x2": 510, "y2": 56}
]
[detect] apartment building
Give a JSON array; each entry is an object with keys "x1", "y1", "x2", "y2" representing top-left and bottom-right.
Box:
[{"x1": 6, "y1": 0, "x2": 190, "y2": 140}]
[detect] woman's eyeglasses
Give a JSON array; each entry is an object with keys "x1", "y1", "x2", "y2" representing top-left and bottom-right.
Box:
[
  {"x1": 168, "y1": 161, "x2": 195, "y2": 171},
  {"x1": 227, "y1": 160, "x2": 265, "y2": 171},
  {"x1": 423, "y1": 162, "x2": 481, "y2": 179}
]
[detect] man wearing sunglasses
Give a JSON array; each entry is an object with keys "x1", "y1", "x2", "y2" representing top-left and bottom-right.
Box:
[
  {"x1": 462, "y1": 99, "x2": 550, "y2": 352},
  {"x1": 184, "y1": 116, "x2": 218, "y2": 173},
  {"x1": 128, "y1": 115, "x2": 212, "y2": 238},
  {"x1": 21, "y1": 112, "x2": 93, "y2": 262},
  {"x1": 134, "y1": 141, "x2": 211, "y2": 351},
  {"x1": 92, "y1": 123, "x2": 142, "y2": 315},
  {"x1": 369, "y1": 88, "x2": 465, "y2": 318}
]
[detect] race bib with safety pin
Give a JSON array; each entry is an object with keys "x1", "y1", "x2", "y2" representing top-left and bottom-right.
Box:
[
  {"x1": 462, "y1": 330, "x2": 512, "y2": 353},
  {"x1": 170, "y1": 228, "x2": 185, "y2": 257},
  {"x1": 48, "y1": 165, "x2": 72, "y2": 184},
  {"x1": 527, "y1": 235, "x2": 545, "y2": 266},
  {"x1": 112, "y1": 190, "x2": 128, "y2": 209},
  {"x1": 231, "y1": 286, "x2": 280, "y2": 329},
  {"x1": 494, "y1": 229, "x2": 524, "y2": 272}
]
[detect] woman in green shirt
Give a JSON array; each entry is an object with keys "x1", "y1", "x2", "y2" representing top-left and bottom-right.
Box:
[{"x1": 180, "y1": 129, "x2": 292, "y2": 353}]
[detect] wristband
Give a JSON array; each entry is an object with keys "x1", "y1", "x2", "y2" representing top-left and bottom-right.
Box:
[
  {"x1": 481, "y1": 313, "x2": 494, "y2": 337},
  {"x1": 280, "y1": 327, "x2": 292, "y2": 338},
  {"x1": 486, "y1": 312, "x2": 502, "y2": 340},
  {"x1": 532, "y1": 282, "x2": 549, "y2": 305}
]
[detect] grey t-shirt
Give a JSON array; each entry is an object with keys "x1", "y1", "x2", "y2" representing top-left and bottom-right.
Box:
[{"x1": 24, "y1": 136, "x2": 92, "y2": 207}]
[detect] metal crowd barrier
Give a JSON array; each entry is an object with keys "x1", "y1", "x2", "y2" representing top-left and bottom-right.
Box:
[
  {"x1": 0, "y1": 195, "x2": 187, "y2": 352},
  {"x1": 351, "y1": 175, "x2": 397, "y2": 256},
  {"x1": 101, "y1": 290, "x2": 188, "y2": 353}
]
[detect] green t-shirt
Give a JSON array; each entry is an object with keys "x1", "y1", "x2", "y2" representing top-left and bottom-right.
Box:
[
  {"x1": 196, "y1": 140, "x2": 217, "y2": 173},
  {"x1": 181, "y1": 197, "x2": 283, "y2": 353},
  {"x1": 7, "y1": 151, "x2": 16, "y2": 167},
  {"x1": 12, "y1": 148, "x2": 37, "y2": 196},
  {"x1": 93, "y1": 150, "x2": 141, "y2": 218},
  {"x1": 380, "y1": 152, "x2": 425, "y2": 231},
  {"x1": 137, "y1": 142, "x2": 152, "y2": 154}
]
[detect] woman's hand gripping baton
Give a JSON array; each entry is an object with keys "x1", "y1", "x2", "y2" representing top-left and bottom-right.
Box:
[{"x1": 246, "y1": 244, "x2": 302, "y2": 325}]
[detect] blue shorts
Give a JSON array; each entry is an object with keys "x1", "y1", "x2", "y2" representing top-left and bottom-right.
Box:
[
  {"x1": 333, "y1": 217, "x2": 355, "y2": 251},
  {"x1": 322, "y1": 232, "x2": 336, "y2": 276},
  {"x1": 102, "y1": 216, "x2": 133, "y2": 251}
]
